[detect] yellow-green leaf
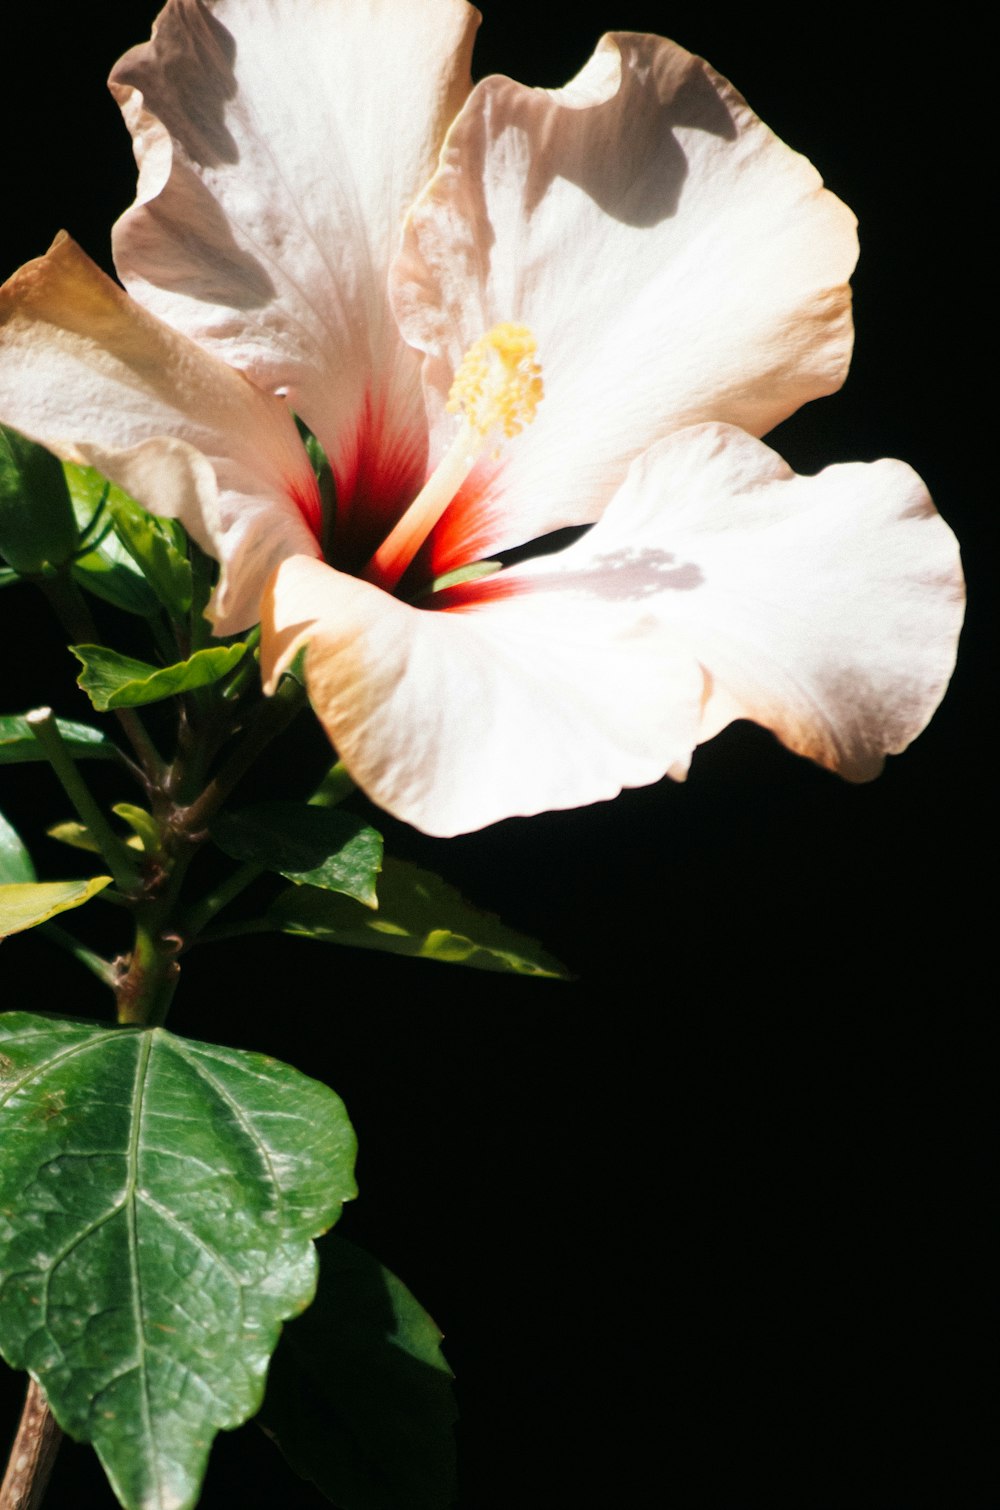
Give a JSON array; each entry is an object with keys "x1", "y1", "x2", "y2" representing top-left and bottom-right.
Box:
[{"x1": 0, "y1": 876, "x2": 112, "y2": 938}]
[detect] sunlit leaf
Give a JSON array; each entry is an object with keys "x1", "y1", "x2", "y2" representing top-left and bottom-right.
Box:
[
  {"x1": 64, "y1": 463, "x2": 161, "y2": 616},
  {"x1": 260, "y1": 1235, "x2": 456, "y2": 1510},
  {"x1": 72, "y1": 642, "x2": 249, "y2": 710},
  {"x1": 112, "y1": 803, "x2": 161, "y2": 854},
  {"x1": 0, "y1": 876, "x2": 112, "y2": 937},
  {"x1": 0, "y1": 1013, "x2": 357, "y2": 1510},
  {"x1": 269, "y1": 858, "x2": 569, "y2": 978},
  {"x1": 212, "y1": 804, "x2": 382, "y2": 908},
  {"x1": 0, "y1": 713, "x2": 118, "y2": 764}
]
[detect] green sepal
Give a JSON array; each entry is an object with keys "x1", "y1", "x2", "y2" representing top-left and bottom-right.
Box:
[
  {"x1": 0, "y1": 426, "x2": 79, "y2": 574},
  {"x1": 72, "y1": 641, "x2": 249, "y2": 710},
  {"x1": 64, "y1": 464, "x2": 161, "y2": 616},
  {"x1": 0, "y1": 810, "x2": 36, "y2": 883},
  {"x1": 259, "y1": 1235, "x2": 457, "y2": 1510},
  {"x1": 0, "y1": 1012, "x2": 357, "y2": 1510},
  {"x1": 212, "y1": 803, "x2": 382, "y2": 907},
  {"x1": 269, "y1": 857, "x2": 570, "y2": 977},
  {"x1": 0, "y1": 712, "x2": 118, "y2": 765},
  {"x1": 0, "y1": 875, "x2": 112, "y2": 938}
]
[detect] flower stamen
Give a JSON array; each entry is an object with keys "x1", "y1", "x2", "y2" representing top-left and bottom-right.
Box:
[{"x1": 362, "y1": 324, "x2": 543, "y2": 591}]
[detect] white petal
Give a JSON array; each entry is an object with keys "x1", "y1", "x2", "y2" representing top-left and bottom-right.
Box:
[
  {"x1": 111, "y1": 0, "x2": 479, "y2": 564},
  {"x1": 509, "y1": 424, "x2": 964, "y2": 780},
  {"x1": 392, "y1": 31, "x2": 858, "y2": 577},
  {"x1": 0, "y1": 234, "x2": 319, "y2": 632},
  {"x1": 261, "y1": 554, "x2": 704, "y2": 837}
]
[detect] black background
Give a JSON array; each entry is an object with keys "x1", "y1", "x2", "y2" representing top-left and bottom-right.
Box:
[{"x1": 1, "y1": 4, "x2": 992, "y2": 1507}]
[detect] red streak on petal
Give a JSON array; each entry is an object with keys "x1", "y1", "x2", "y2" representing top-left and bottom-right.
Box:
[
  {"x1": 423, "y1": 457, "x2": 504, "y2": 581},
  {"x1": 332, "y1": 391, "x2": 427, "y2": 575},
  {"x1": 288, "y1": 472, "x2": 322, "y2": 541}
]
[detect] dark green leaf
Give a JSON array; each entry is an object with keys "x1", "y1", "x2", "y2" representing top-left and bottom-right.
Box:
[
  {"x1": 260, "y1": 1235, "x2": 456, "y2": 1510},
  {"x1": 212, "y1": 804, "x2": 382, "y2": 907},
  {"x1": 0, "y1": 810, "x2": 35, "y2": 883},
  {"x1": 72, "y1": 641, "x2": 249, "y2": 710},
  {"x1": 0, "y1": 1013, "x2": 357, "y2": 1510},
  {"x1": 65, "y1": 464, "x2": 161, "y2": 616},
  {"x1": 269, "y1": 858, "x2": 569, "y2": 978},
  {"x1": 0, "y1": 712, "x2": 118, "y2": 765},
  {"x1": 0, "y1": 426, "x2": 78, "y2": 573},
  {"x1": 0, "y1": 876, "x2": 112, "y2": 937}
]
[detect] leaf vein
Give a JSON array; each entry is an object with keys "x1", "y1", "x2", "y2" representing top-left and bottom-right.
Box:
[{"x1": 137, "y1": 1190, "x2": 246, "y2": 1291}]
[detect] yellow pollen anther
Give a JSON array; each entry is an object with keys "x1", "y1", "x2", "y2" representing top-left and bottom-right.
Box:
[
  {"x1": 446, "y1": 323, "x2": 544, "y2": 440},
  {"x1": 363, "y1": 323, "x2": 544, "y2": 592}
]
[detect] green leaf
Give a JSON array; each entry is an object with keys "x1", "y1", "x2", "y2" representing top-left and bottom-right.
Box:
[
  {"x1": 65, "y1": 465, "x2": 161, "y2": 617},
  {"x1": 0, "y1": 426, "x2": 79, "y2": 573},
  {"x1": 105, "y1": 488, "x2": 193, "y2": 617},
  {"x1": 72, "y1": 641, "x2": 249, "y2": 710},
  {"x1": 269, "y1": 857, "x2": 569, "y2": 978},
  {"x1": 0, "y1": 712, "x2": 118, "y2": 765},
  {"x1": 0, "y1": 876, "x2": 112, "y2": 937},
  {"x1": 0, "y1": 1013, "x2": 357, "y2": 1510},
  {"x1": 112, "y1": 803, "x2": 161, "y2": 855},
  {"x1": 260, "y1": 1235, "x2": 456, "y2": 1510},
  {"x1": 212, "y1": 804, "x2": 382, "y2": 908},
  {"x1": 65, "y1": 463, "x2": 194, "y2": 617},
  {"x1": 0, "y1": 810, "x2": 36, "y2": 883}
]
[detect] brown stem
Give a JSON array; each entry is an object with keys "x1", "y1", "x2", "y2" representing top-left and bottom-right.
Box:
[{"x1": 0, "y1": 1380, "x2": 62, "y2": 1510}]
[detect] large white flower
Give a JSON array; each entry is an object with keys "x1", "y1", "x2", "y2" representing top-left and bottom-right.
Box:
[{"x1": 0, "y1": 0, "x2": 963, "y2": 835}]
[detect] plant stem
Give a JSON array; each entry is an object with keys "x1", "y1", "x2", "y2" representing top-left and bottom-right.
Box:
[
  {"x1": 176, "y1": 674, "x2": 306, "y2": 836},
  {"x1": 26, "y1": 709, "x2": 142, "y2": 895},
  {"x1": 37, "y1": 572, "x2": 165, "y2": 785},
  {"x1": 0, "y1": 1380, "x2": 62, "y2": 1510},
  {"x1": 37, "y1": 923, "x2": 116, "y2": 988},
  {"x1": 181, "y1": 861, "x2": 264, "y2": 943},
  {"x1": 115, "y1": 913, "x2": 183, "y2": 1027}
]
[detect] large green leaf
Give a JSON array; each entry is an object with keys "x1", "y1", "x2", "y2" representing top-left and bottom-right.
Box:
[
  {"x1": 269, "y1": 857, "x2": 569, "y2": 978},
  {"x1": 65, "y1": 464, "x2": 161, "y2": 616},
  {"x1": 212, "y1": 803, "x2": 382, "y2": 908},
  {"x1": 260, "y1": 1235, "x2": 456, "y2": 1510},
  {"x1": 0, "y1": 1013, "x2": 357, "y2": 1510},
  {"x1": 0, "y1": 712, "x2": 118, "y2": 764},
  {"x1": 0, "y1": 810, "x2": 35, "y2": 883},
  {"x1": 0, "y1": 876, "x2": 112, "y2": 937},
  {"x1": 72, "y1": 641, "x2": 249, "y2": 711}
]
